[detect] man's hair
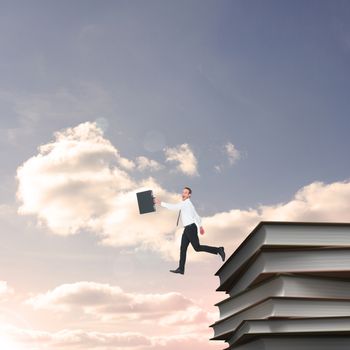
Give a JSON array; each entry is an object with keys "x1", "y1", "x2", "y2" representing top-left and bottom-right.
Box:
[{"x1": 184, "y1": 186, "x2": 192, "y2": 195}]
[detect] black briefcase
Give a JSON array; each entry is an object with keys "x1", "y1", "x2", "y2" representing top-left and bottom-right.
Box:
[{"x1": 136, "y1": 190, "x2": 156, "y2": 214}]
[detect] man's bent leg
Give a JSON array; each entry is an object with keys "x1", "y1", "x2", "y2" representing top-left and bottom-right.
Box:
[{"x1": 188, "y1": 224, "x2": 219, "y2": 254}]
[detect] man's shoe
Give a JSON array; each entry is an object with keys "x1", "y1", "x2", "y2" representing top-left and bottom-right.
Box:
[
  {"x1": 218, "y1": 247, "x2": 226, "y2": 262},
  {"x1": 170, "y1": 267, "x2": 184, "y2": 274}
]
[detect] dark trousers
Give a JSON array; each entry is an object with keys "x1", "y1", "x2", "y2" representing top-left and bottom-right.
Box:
[{"x1": 179, "y1": 223, "x2": 219, "y2": 271}]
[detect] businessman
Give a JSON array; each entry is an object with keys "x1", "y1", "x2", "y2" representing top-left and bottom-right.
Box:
[{"x1": 154, "y1": 187, "x2": 225, "y2": 274}]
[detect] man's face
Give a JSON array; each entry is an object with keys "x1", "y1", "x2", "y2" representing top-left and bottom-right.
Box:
[{"x1": 182, "y1": 188, "x2": 191, "y2": 200}]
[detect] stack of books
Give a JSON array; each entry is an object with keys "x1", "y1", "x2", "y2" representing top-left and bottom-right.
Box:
[{"x1": 210, "y1": 221, "x2": 350, "y2": 349}]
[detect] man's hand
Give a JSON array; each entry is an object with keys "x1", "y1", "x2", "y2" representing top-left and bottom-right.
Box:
[
  {"x1": 153, "y1": 197, "x2": 161, "y2": 205},
  {"x1": 200, "y1": 226, "x2": 205, "y2": 235}
]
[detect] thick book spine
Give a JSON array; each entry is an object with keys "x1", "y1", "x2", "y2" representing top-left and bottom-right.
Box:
[
  {"x1": 211, "y1": 297, "x2": 350, "y2": 340},
  {"x1": 216, "y1": 222, "x2": 350, "y2": 292},
  {"x1": 227, "y1": 317, "x2": 350, "y2": 347},
  {"x1": 227, "y1": 249, "x2": 350, "y2": 297},
  {"x1": 217, "y1": 274, "x2": 350, "y2": 320}
]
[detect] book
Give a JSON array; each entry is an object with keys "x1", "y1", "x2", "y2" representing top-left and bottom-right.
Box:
[
  {"x1": 216, "y1": 274, "x2": 350, "y2": 320},
  {"x1": 210, "y1": 297, "x2": 350, "y2": 340},
  {"x1": 215, "y1": 221, "x2": 350, "y2": 293},
  {"x1": 223, "y1": 336, "x2": 350, "y2": 350},
  {"x1": 211, "y1": 222, "x2": 350, "y2": 349},
  {"x1": 227, "y1": 248, "x2": 350, "y2": 297},
  {"x1": 227, "y1": 317, "x2": 350, "y2": 348}
]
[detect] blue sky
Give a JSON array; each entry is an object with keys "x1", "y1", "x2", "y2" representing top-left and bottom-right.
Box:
[
  {"x1": 1, "y1": 1, "x2": 350, "y2": 349},
  {"x1": 1, "y1": 0, "x2": 350, "y2": 211}
]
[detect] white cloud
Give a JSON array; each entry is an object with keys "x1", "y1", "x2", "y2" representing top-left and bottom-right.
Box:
[
  {"x1": 225, "y1": 142, "x2": 241, "y2": 165},
  {"x1": 0, "y1": 281, "x2": 14, "y2": 302},
  {"x1": 25, "y1": 281, "x2": 214, "y2": 325},
  {"x1": 201, "y1": 179, "x2": 350, "y2": 258},
  {"x1": 164, "y1": 144, "x2": 198, "y2": 177},
  {"x1": 15, "y1": 122, "x2": 189, "y2": 261},
  {"x1": 118, "y1": 157, "x2": 136, "y2": 170},
  {"x1": 0, "y1": 324, "x2": 217, "y2": 350},
  {"x1": 16, "y1": 122, "x2": 134, "y2": 235},
  {"x1": 159, "y1": 306, "x2": 215, "y2": 326},
  {"x1": 136, "y1": 156, "x2": 163, "y2": 172},
  {"x1": 0, "y1": 324, "x2": 151, "y2": 350},
  {"x1": 0, "y1": 280, "x2": 216, "y2": 350},
  {"x1": 213, "y1": 142, "x2": 241, "y2": 173},
  {"x1": 16, "y1": 122, "x2": 350, "y2": 265}
]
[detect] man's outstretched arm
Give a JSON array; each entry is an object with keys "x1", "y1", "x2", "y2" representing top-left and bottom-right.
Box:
[{"x1": 154, "y1": 197, "x2": 183, "y2": 211}]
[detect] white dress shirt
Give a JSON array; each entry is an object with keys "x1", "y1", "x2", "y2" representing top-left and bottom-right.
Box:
[{"x1": 160, "y1": 198, "x2": 202, "y2": 228}]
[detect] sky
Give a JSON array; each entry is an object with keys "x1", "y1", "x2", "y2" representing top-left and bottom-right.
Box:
[{"x1": 1, "y1": 0, "x2": 350, "y2": 349}]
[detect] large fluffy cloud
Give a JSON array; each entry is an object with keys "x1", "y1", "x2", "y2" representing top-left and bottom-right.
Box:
[
  {"x1": 0, "y1": 279, "x2": 217, "y2": 350},
  {"x1": 16, "y1": 122, "x2": 350, "y2": 262},
  {"x1": 28, "y1": 281, "x2": 193, "y2": 318},
  {"x1": 16, "y1": 122, "x2": 181, "y2": 259},
  {"x1": 202, "y1": 179, "x2": 350, "y2": 256},
  {"x1": 24, "y1": 281, "x2": 215, "y2": 330}
]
